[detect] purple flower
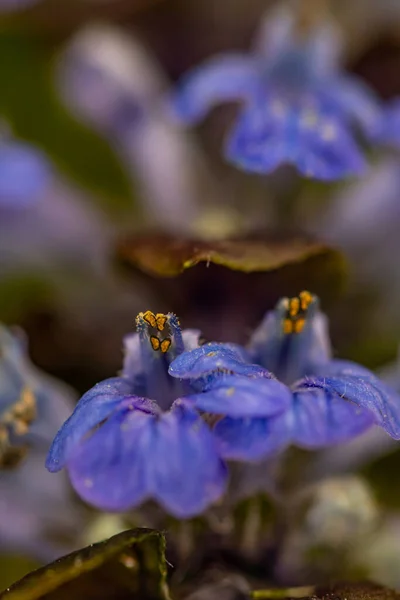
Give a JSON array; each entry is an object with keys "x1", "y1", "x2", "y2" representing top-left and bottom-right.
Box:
[
  {"x1": 57, "y1": 24, "x2": 208, "y2": 231},
  {"x1": 169, "y1": 292, "x2": 400, "y2": 461},
  {"x1": 0, "y1": 138, "x2": 51, "y2": 208},
  {"x1": 374, "y1": 98, "x2": 400, "y2": 149},
  {"x1": 0, "y1": 324, "x2": 84, "y2": 561},
  {"x1": 46, "y1": 312, "x2": 227, "y2": 518},
  {"x1": 172, "y1": 7, "x2": 381, "y2": 180},
  {"x1": 0, "y1": 324, "x2": 74, "y2": 458}
]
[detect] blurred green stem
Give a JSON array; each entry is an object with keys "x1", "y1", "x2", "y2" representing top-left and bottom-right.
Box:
[{"x1": 251, "y1": 586, "x2": 315, "y2": 599}]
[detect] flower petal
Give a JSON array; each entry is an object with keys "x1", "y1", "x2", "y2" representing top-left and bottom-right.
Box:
[
  {"x1": 149, "y1": 402, "x2": 227, "y2": 517},
  {"x1": 0, "y1": 142, "x2": 51, "y2": 207},
  {"x1": 374, "y1": 98, "x2": 400, "y2": 147},
  {"x1": 172, "y1": 54, "x2": 260, "y2": 123},
  {"x1": 290, "y1": 381, "x2": 375, "y2": 447},
  {"x1": 169, "y1": 342, "x2": 257, "y2": 379},
  {"x1": 67, "y1": 408, "x2": 152, "y2": 511},
  {"x1": 45, "y1": 377, "x2": 157, "y2": 472},
  {"x1": 226, "y1": 96, "x2": 366, "y2": 180},
  {"x1": 67, "y1": 401, "x2": 227, "y2": 517},
  {"x1": 188, "y1": 374, "x2": 291, "y2": 416},
  {"x1": 303, "y1": 371, "x2": 400, "y2": 440},
  {"x1": 214, "y1": 414, "x2": 289, "y2": 461},
  {"x1": 326, "y1": 77, "x2": 383, "y2": 139}
]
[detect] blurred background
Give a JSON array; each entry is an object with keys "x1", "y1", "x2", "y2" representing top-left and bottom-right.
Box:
[{"x1": 3, "y1": 0, "x2": 400, "y2": 593}]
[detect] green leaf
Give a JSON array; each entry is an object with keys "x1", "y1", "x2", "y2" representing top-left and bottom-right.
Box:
[
  {"x1": 0, "y1": 34, "x2": 132, "y2": 212},
  {"x1": 1, "y1": 528, "x2": 171, "y2": 600}
]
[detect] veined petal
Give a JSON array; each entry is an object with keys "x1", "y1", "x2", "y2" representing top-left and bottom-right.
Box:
[
  {"x1": 172, "y1": 54, "x2": 260, "y2": 123},
  {"x1": 303, "y1": 372, "x2": 400, "y2": 440},
  {"x1": 214, "y1": 414, "x2": 289, "y2": 461},
  {"x1": 68, "y1": 401, "x2": 227, "y2": 517},
  {"x1": 290, "y1": 382, "x2": 375, "y2": 447},
  {"x1": 169, "y1": 342, "x2": 255, "y2": 379},
  {"x1": 226, "y1": 96, "x2": 366, "y2": 180},
  {"x1": 149, "y1": 402, "x2": 227, "y2": 517},
  {"x1": 45, "y1": 377, "x2": 157, "y2": 472},
  {"x1": 188, "y1": 374, "x2": 291, "y2": 417},
  {"x1": 67, "y1": 408, "x2": 152, "y2": 511}
]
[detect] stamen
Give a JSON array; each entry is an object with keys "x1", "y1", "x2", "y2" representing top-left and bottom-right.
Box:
[
  {"x1": 142, "y1": 310, "x2": 167, "y2": 332},
  {"x1": 136, "y1": 311, "x2": 183, "y2": 355},
  {"x1": 135, "y1": 311, "x2": 187, "y2": 409},
  {"x1": 281, "y1": 290, "x2": 315, "y2": 334}
]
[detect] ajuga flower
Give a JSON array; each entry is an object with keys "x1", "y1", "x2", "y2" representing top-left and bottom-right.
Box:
[
  {"x1": 172, "y1": 6, "x2": 381, "y2": 180},
  {"x1": 0, "y1": 324, "x2": 82, "y2": 561},
  {"x1": 0, "y1": 137, "x2": 51, "y2": 208},
  {"x1": 0, "y1": 324, "x2": 73, "y2": 466},
  {"x1": 170, "y1": 292, "x2": 400, "y2": 460},
  {"x1": 46, "y1": 313, "x2": 227, "y2": 518}
]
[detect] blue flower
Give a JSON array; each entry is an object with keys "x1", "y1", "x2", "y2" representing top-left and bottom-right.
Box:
[
  {"x1": 374, "y1": 98, "x2": 400, "y2": 149},
  {"x1": 0, "y1": 324, "x2": 74, "y2": 462},
  {"x1": 169, "y1": 292, "x2": 400, "y2": 461},
  {"x1": 172, "y1": 7, "x2": 381, "y2": 180},
  {"x1": 46, "y1": 312, "x2": 227, "y2": 518},
  {"x1": 0, "y1": 138, "x2": 51, "y2": 208},
  {"x1": 0, "y1": 324, "x2": 85, "y2": 561}
]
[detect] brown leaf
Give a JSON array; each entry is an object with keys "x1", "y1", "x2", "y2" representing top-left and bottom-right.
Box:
[
  {"x1": 116, "y1": 232, "x2": 344, "y2": 277},
  {"x1": 115, "y1": 232, "x2": 347, "y2": 344}
]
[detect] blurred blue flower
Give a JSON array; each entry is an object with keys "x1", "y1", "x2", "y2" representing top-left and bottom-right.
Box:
[
  {"x1": 170, "y1": 292, "x2": 400, "y2": 461},
  {"x1": 57, "y1": 24, "x2": 212, "y2": 232},
  {"x1": 172, "y1": 7, "x2": 381, "y2": 180},
  {"x1": 0, "y1": 138, "x2": 51, "y2": 208},
  {"x1": 46, "y1": 312, "x2": 227, "y2": 518},
  {"x1": 0, "y1": 324, "x2": 85, "y2": 561},
  {"x1": 374, "y1": 98, "x2": 400, "y2": 148},
  {"x1": 0, "y1": 324, "x2": 74, "y2": 460}
]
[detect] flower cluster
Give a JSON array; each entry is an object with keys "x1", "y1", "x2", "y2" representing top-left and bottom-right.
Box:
[
  {"x1": 46, "y1": 312, "x2": 227, "y2": 518},
  {"x1": 172, "y1": 7, "x2": 381, "y2": 180},
  {"x1": 47, "y1": 296, "x2": 400, "y2": 518}
]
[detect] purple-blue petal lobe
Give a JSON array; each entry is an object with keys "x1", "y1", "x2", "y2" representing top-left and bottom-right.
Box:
[
  {"x1": 0, "y1": 142, "x2": 51, "y2": 207},
  {"x1": 67, "y1": 401, "x2": 227, "y2": 517},
  {"x1": 149, "y1": 401, "x2": 227, "y2": 517},
  {"x1": 373, "y1": 98, "x2": 400, "y2": 147},
  {"x1": 45, "y1": 377, "x2": 157, "y2": 472},
  {"x1": 214, "y1": 415, "x2": 289, "y2": 461},
  {"x1": 226, "y1": 96, "x2": 366, "y2": 180},
  {"x1": 188, "y1": 374, "x2": 291, "y2": 417},
  {"x1": 325, "y1": 77, "x2": 383, "y2": 139},
  {"x1": 290, "y1": 382, "x2": 375, "y2": 447},
  {"x1": 304, "y1": 373, "x2": 400, "y2": 440},
  {"x1": 172, "y1": 54, "x2": 260, "y2": 123},
  {"x1": 67, "y1": 408, "x2": 152, "y2": 511},
  {"x1": 169, "y1": 343, "x2": 256, "y2": 379}
]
